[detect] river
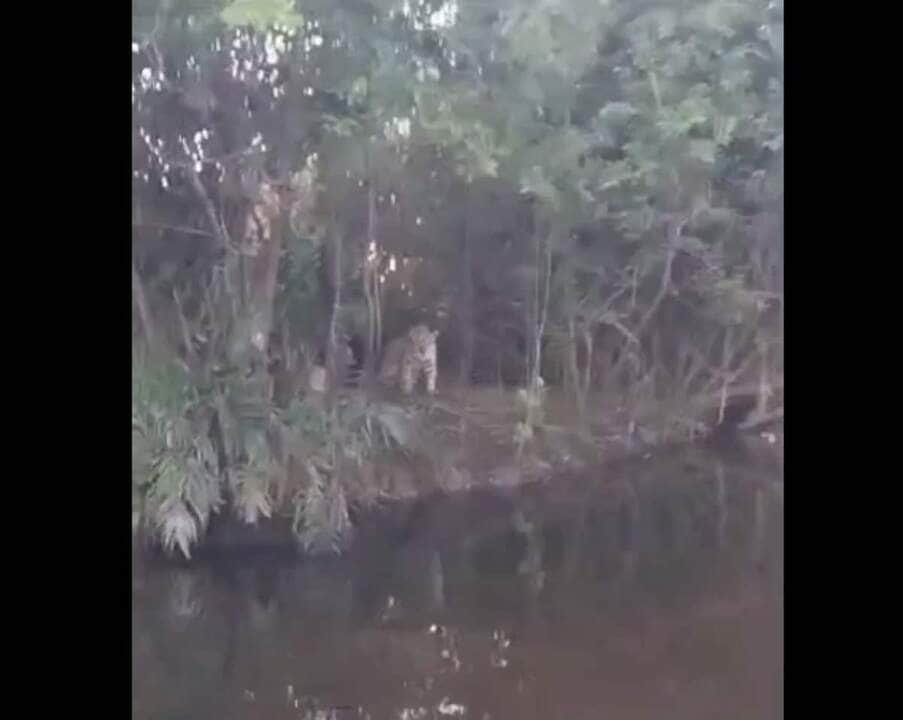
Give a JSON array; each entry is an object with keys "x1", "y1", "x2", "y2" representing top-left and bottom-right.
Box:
[{"x1": 132, "y1": 443, "x2": 782, "y2": 720}]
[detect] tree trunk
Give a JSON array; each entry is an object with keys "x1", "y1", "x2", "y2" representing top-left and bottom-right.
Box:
[
  {"x1": 567, "y1": 317, "x2": 586, "y2": 421},
  {"x1": 362, "y1": 183, "x2": 382, "y2": 382},
  {"x1": 457, "y1": 192, "x2": 475, "y2": 386},
  {"x1": 326, "y1": 223, "x2": 343, "y2": 402},
  {"x1": 132, "y1": 260, "x2": 156, "y2": 351},
  {"x1": 227, "y1": 181, "x2": 284, "y2": 365},
  {"x1": 717, "y1": 326, "x2": 734, "y2": 425}
]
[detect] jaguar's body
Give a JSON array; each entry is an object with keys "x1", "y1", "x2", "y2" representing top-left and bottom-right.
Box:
[{"x1": 380, "y1": 324, "x2": 439, "y2": 395}]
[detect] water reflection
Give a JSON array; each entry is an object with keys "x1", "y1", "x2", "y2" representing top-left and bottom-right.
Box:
[{"x1": 133, "y1": 446, "x2": 782, "y2": 720}]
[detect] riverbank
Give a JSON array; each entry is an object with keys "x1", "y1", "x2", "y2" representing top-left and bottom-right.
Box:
[{"x1": 134, "y1": 387, "x2": 782, "y2": 560}]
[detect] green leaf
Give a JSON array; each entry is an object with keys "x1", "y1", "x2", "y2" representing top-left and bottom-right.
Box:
[
  {"x1": 520, "y1": 165, "x2": 560, "y2": 210},
  {"x1": 598, "y1": 102, "x2": 639, "y2": 127},
  {"x1": 349, "y1": 76, "x2": 369, "y2": 105},
  {"x1": 714, "y1": 115, "x2": 739, "y2": 145},
  {"x1": 675, "y1": 235, "x2": 708, "y2": 254},
  {"x1": 689, "y1": 139, "x2": 716, "y2": 164},
  {"x1": 157, "y1": 501, "x2": 199, "y2": 560},
  {"x1": 220, "y1": 0, "x2": 303, "y2": 29},
  {"x1": 625, "y1": 7, "x2": 679, "y2": 45},
  {"x1": 370, "y1": 403, "x2": 415, "y2": 449}
]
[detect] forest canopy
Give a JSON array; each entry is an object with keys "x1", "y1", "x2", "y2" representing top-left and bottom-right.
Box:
[{"x1": 132, "y1": 0, "x2": 783, "y2": 558}]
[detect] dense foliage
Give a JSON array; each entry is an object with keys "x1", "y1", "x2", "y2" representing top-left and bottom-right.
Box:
[{"x1": 132, "y1": 0, "x2": 783, "y2": 557}]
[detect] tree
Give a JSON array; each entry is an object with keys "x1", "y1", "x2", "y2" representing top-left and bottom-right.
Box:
[{"x1": 132, "y1": 0, "x2": 783, "y2": 557}]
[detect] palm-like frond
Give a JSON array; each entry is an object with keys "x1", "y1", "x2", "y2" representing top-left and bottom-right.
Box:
[
  {"x1": 231, "y1": 472, "x2": 274, "y2": 525},
  {"x1": 134, "y1": 353, "x2": 222, "y2": 559},
  {"x1": 135, "y1": 336, "x2": 440, "y2": 559},
  {"x1": 293, "y1": 460, "x2": 352, "y2": 556},
  {"x1": 156, "y1": 499, "x2": 199, "y2": 560}
]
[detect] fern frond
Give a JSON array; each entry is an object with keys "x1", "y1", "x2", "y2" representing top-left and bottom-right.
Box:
[
  {"x1": 293, "y1": 460, "x2": 352, "y2": 555},
  {"x1": 156, "y1": 500, "x2": 199, "y2": 560},
  {"x1": 230, "y1": 464, "x2": 275, "y2": 525}
]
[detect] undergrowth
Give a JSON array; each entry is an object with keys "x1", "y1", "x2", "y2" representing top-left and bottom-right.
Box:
[{"x1": 133, "y1": 350, "x2": 431, "y2": 559}]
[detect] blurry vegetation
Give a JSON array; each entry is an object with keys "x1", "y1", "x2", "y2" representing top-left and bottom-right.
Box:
[{"x1": 132, "y1": 0, "x2": 783, "y2": 558}]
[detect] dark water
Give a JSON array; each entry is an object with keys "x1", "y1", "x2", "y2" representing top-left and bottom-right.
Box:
[{"x1": 133, "y1": 446, "x2": 782, "y2": 720}]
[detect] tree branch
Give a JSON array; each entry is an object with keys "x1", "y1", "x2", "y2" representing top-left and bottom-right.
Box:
[
  {"x1": 132, "y1": 261, "x2": 156, "y2": 350},
  {"x1": 132, "y1": 222, "x2": 215, "y2": 238},
  {"x1": 187, "y1": 169, "x2": 231, "y2": 250}
]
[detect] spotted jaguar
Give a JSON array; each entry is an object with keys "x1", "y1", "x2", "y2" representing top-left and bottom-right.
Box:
[{"x1": 380, "y1": 324, "x2": 439, "y2": 395}]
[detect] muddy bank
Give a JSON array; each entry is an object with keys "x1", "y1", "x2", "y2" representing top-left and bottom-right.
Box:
[{"x1": 136, "y1": 428, "x2": 781, "y2": 561}]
